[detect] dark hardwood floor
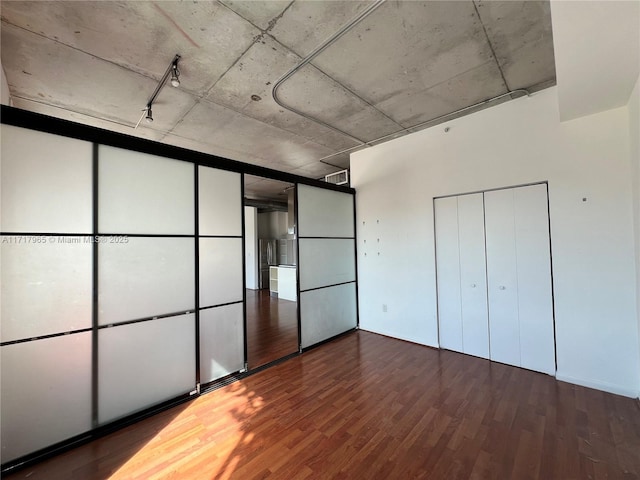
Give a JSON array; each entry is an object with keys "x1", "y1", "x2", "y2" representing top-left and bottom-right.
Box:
[
  {"x1": 245, "y1": 288, "x2": 298, "y2": 370},
  {"x1": 5, "y1": 330, "x2": 640, "y2": 479}
]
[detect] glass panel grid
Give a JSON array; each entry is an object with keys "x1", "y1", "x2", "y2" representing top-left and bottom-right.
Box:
[
  {"x1": 1, "y1": 238, "x2": 92, "y2": 342},
  {"x1": 98, "y1": 237, "x2": 195, "y2": 325},
  {"x1": 98, "y1": 145, "x2": 194, "y2": 235},
  {"x1": 0, "y1": 124, "x2": 92, "y2": 233},
  {"x1": 297, "y1": 184, "x2": 354, "y2": 238},
  {"x1": 1, "y1": 333, "x2": 92, "y2": 462},
  {"x1": 98, "y1": 314, "x2": 196, "y2": 424}
]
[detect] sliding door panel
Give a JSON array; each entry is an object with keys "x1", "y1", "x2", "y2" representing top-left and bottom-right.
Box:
[
  {"x1": 300, "y1": 283, "x2": 357, "y2": 349},
  {"x1": 98, "y1": 314, "x2": 195, "y2": 424},
  {"x1": 198, "y1": 167, "x2": 242, "y2": 236},
  {"x1": 98, "y1": 237, "x2": 195, "y2": 325},
  {"x1": 457, "y1": 194, "x2": 489, "y2": 359},
  {"x1": 298, "y1": 184, "x2": 357, "y2": 348},
  {"x1": 1, "y1": 333, "x2": 91, "y2": 463},
  {"x1": 515, "y1": 184, "x2": 555, "y2": 374},
  {"x1": 1, "y1": 240, "x2": 92, "y2": 342},
  {"x1": 484, "y1": 189, "x2": 520, "y2": 367},
  {"x1": 98, "y1": 145, "x2": 194, "y2": 234},
  {"x1": 199, "y1": 238, "x2": 243, "y2": 308},
  {"x1": 199, "y1": 303, "x2": 244, "y2": 383},
  {"x1": 298, "y1": 238, "x2": 356, "y2": 291},
  {"x1": 297, "y1": 185, "x2": 354, "y2": 238},
  {"x1": 0, "y1": 124, "x2": 92, "y2": 233},
  {"x1": 434, "y1": 196, "x2": 463, "y2": 352}
]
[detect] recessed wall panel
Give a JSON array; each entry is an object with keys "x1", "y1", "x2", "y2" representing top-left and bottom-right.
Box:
[
  {"x1": 300, "y1": 283, "x2": 357, "y2": 348},
  {"x1": 98, "y1": 237, "x2": 195, "y2": 324},
  {"x1": 199, "y1": 238, "x2": 243, "y2": 308},
  {"x1": 1, "y1": 239, "x2": 92, "y2": 342},
  {"x1": 98, "y1": 314, "x2": 195, "y2": 424},
  {"x1": 98, "y1": 145, "x2": 194, "y2": 234},
  {"x1": 298, "y1": 238, "x2": 356, "y2": 291},
  {"x1": 198, "y1": 166, "x2": 242, "y2": 236},
  {"x1": 1, "y1": 124, "x2": 92, "y2": 233},
  {"x1": 1, "y1": 333, "x2": 92, "y2": 463},
  {"x1": 199, "y1": 303, "x2": 244, "y2": 383},
  {"x1": 297, "y1": 184, "x2": 354, "y2": 238}
]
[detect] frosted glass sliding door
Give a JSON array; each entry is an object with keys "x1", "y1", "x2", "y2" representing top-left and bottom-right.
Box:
[
  {"x1": 1, "y1": 240, "x2": 92, "y2": 342},
  {"x1": 98, "y1": 237, "x2": 195, "y2": 325},
  {"x1": 298, "y1": 184, "x2": 357, "y2": 348},
  {"x1": 298, "y1": 239, "x2": 356, "y2": 290},
  {"x1": 98, "y1": 145, "x2": 194, "y2": 235},
  {"x1": 200, "y1": 304, "x2": 244, "y2": 383},
  {"x1": 96, "y1": 148, "x2": 197, "y2": 424},
  {"x1": 199, "y1": 166, "x2": 242, "y2": 236},
  {"x1": 300, "y1": 283, "x2": 357, "y2": 348},
  {"x1": 199, "y1": 238, "x2": 243, "y2": 308},
  {"x1": 0, "y1": 125, "x2": 93, "y2": 464},
  {"x1": 98, "y1": 314, "x2": 196, "y2": 424},
  {"x1": 1, "y1": 124, "x2": 92, "y2": 233},
  {"x1": 297, "y1": 184, "x2": 354, "y2": 238},
  {"x1": 1, "y1": 330, "x2": 92, "y2": 462},
  {"x1": 198, "y1": 166, "x2": 244, "y2": 383}
]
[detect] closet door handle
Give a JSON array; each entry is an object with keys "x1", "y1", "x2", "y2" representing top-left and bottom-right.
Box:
[
  {"x1": 498, "y1": 285, "x2": 506, "y2": 290},
  {"x1": 470, "y1": 283, "x2": 476, "y2": 288}
]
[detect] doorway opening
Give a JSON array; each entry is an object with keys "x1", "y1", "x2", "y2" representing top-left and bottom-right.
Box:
[{"x1": 244, "y1": 175, "x2": 299, "y2": 369}]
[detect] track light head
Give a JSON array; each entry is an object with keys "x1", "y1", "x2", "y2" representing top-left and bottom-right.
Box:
[
  {"x1": 170, "y1": 62, "x2": 180, "y2": 87},
  {"x1": 145, "y1": 107, "x2": 153, "y2": 123}
]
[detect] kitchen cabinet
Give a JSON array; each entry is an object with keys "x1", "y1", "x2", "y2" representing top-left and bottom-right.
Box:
[
  {"x1": 434, "y1": 183, "x2": 555, "y2": 375},
  {"x1": 269, "y1": 265, "x2": 297, "y2": 302}
]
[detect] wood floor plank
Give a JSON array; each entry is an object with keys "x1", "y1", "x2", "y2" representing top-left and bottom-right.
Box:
[{"x1": 4, "y1": 330, "x2": 640, "y2": 479}]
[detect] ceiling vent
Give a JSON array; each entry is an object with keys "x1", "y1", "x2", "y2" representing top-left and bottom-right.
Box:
[{"x1": 324, "y1": 169, "x2": 349, "y2": 186}]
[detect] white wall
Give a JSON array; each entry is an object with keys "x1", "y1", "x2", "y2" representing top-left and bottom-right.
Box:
[
  {"x1": 629, "y1": 74, "x2": 640, "y2": 395},
  {"x1": 551, "y1": 0, "x2": 640, "y2": 121},
  {"x1": 244, "y1": 206, "x2": 259, "y2": 290},
  {"x1": 351, "y1": 87, "x2": 640, "y2": 398}
]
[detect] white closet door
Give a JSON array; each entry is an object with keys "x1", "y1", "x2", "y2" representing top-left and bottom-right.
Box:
[
  {"x1": 484, "y1": 189, "x2": 521, "y2": 367},
  {"x1": 457, "y1": 194, "x2": 489, "y2": 359},
  {"x1": 434, "y1": 196, "x2": 463, "y2": 352},
  {"x1": 514, "y1": 184, "x2": 555, "y2": 374}
]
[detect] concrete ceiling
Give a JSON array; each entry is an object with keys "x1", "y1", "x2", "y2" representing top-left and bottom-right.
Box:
[{"x1": 0, "y1": 0, "x2": 555, "y2": 200}]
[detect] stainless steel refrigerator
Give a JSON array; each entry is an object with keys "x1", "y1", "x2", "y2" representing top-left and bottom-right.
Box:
[{"x1": 258, "y1": 239, "x2": 278, "y2": 289}]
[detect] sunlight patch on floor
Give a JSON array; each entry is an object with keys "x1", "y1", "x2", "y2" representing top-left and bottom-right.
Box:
[{"x1": 107, "y1": 381, "x2": 264, "y2": 479}]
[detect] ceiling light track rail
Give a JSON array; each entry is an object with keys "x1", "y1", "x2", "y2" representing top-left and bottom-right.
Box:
[
  {"x1": 271, "y1": 0, "x2": 387, "y2": 146},
  {"x1": 135, "y1": 54, "x2": 181, "y2": 128}
]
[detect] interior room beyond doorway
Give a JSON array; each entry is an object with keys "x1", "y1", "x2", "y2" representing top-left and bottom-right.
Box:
[{"x1": 244, "y1": 175, "x2": 299, "y2": 369}]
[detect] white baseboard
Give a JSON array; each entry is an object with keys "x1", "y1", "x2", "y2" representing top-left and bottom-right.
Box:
[
  {"x1": 555, "y1": 372, "x2": 640, "y2": 399},
  {"x1": 358, "y1": 327, "x2": 437, "y2": 349},
  {"x1": 358, "y1": 328, "x2": 640, "y2": 399}
]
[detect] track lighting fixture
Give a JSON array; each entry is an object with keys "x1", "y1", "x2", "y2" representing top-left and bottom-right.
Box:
[
  {"x1": 135, "y1": 54, "x2": 181, "y2": 129},
  {"x1": 170, "y1": 62, "x2": 180, "y2": 87}
]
